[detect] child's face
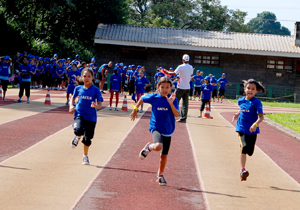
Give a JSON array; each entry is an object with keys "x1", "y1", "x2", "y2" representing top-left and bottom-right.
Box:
[
  {"x1": 72, "y1": 66, "x2": 77, "y2": 71},
  {"x1": 244, "y1": 83, "x2": 257, "y2": 99},
  {"x1": 197, "y1": 72, "x2": 200, "y2": 75},
  {"x1": 139, "y1": 72, "x2": 144, "y2": 77},
  {"x1": 205, "y1": 79, "x2": 209, "y2": 84},
  {"x1": 158, "y1": 82, "x2": 171, "y2": 97},
  {"x1": 82, "y1": 70, "x2": 93, "y2": 84},
  {"x1": 59, "y1": 62, "x2": 63, "y2": 67},
  {"x1": 23, "y1": 58, "x2": 28, "y2": 64}
]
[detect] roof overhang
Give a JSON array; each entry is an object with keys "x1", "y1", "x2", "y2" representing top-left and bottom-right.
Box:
[{"x1": 95, "y1": 38, "x2": 300, "y2": 58}]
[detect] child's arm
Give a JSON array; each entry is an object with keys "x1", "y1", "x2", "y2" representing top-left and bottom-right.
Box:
[
  {"x1": 232, "y1": 110, "x2": 241, "y2": 122},
  {"x1": 69, "y1": 97, "x2": 76, "y2": 114},
  {"x1": 130, "y1": 99, "x2": 143, "y2": 121},
  {"x1": 91, "y1": 100, "x2": 102, "y2": 109},
  {"x1": 144, "y1": 82, "x2": 150, "y2": 90},
  {"x1": 249, "y1": 113, "x2": 264, "y2": 133},
  {"x1": 166, "y1": 93, "x2": 179, "y2": 117}
]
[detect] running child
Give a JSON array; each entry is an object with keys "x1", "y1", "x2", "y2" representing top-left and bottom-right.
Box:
[
  {"x1": 109, "y1": 67, "x2": 122, "y2": 111},
  {"x1": 217, "y1": 73, "x2": 229, "y2": 103},
  {"x1": 0, "y1": 56, "x2": 11, "y2": 101},
  {"x1": 69, "y1": 68, "x2": 103, "y2": 165},
  {"x1": 232, "y1": 79, "x2": 265, "y2": 181},
  {"x1": 134, "y1": 71, "x2": 150, "y2": 112},
  {"x1": 198, "y1": 76, "x2": 213, "y2": 118},
  {"x1": 66, "y1": 63, "x2": 81, "y2": 105},
  {"x1": 130, "y1": 76, "x2": 179, "y2": 186}
]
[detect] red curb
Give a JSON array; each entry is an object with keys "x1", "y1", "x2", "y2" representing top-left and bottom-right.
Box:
[{"x1": 74, "y1": 109, "x2": 206, "y2": 210}]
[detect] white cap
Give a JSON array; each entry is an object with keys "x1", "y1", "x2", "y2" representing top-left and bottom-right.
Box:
[{"x1": 182, "y1": 54, "x2": 190, "y2": 62}]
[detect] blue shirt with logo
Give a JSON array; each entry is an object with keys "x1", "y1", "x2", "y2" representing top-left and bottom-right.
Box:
[
  {"x1": 110, "y1": 74, "x2": 122, "y2": 91},
  {"x1": 56, "y1": 66, "x2": 65, "y2": 79},
  {"x1": 19, "y1": 64, "x2": 32, "y2": 82},
  {"x1": 236, "y1": 96, "x2": 263, "y2": 135},
  {"x1": 218, "y1": 78, "x2": 229, "y2": 89},
  {"x1": 135, "y1": 77, "x2": 150, "y2": 93},
  {"x1": 193, "y1": 75, "x2": 204, "y2": 87},
  {"x1": 142, "y1": 93, "x2": 179, "y2": 136},
  {"x1": 200, "y1": 84, "x2": 213, "y2": 100},
  {"x1": 0, "y1": 61, "x2": 10, "y2": 80},
  {"x1": 73, "y1": 85, "x2": 103, "y2": 122}
]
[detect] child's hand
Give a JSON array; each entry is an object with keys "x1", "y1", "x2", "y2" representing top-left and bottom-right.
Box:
[
  {"x1": 69, "y1": 106, "x2": 76, "y2": 114},
  {"x1": 130, "y1": 110, "x2": 137, "y2": 121},
  {"x1": 232, "y1": 113, "x2": 240, "y2": 122},
  {"x1": 249, "y1": 124, "x2": 257, "y2": 133},
  {"x1": 166, "y1": 93, "x2": 176, "y2": 104},
  {"x1": 91, "y1": 101, "x2": 102, "y2": 109}
]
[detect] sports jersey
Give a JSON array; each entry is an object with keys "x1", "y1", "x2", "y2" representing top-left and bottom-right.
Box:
[
  {"x1": 0, "y1": 61, "x2": 10, "y2": 80},
  {"x1": 200, "y1": 84, "x2": 213, "y2": 100},
  {"x1": 56, "y1": 66, "x2": 65, "y2": 79},
  {"x1": 73, "y1": 85, "x2": 103, "y2": 122},
  {"x1": 110, "y1": 74, "x2": 122, "y2": 91},
  {"x1": 68, "y1": 70, "x2": 81, "y2": 85},
  {"x1": 135, "y1": 77, "x2": 150, "y2": 93},
  {"x1": 19, "y1": 64, "x2": 32, "y2": 82},
  {"x1": 142, "y1": 93, "x2": 179, "y2": 136},
  {"x1": 236, "y1": 97, "x2": 263, "y2": 135},
  {"x1": 218, "y1": 78, "x2": 229, "y2": 89},
  {"x1": 193, "y1": 75, "x2": 204, "y2": 87}
]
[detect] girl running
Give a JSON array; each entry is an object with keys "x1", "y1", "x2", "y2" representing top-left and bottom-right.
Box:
[
  {"x1": 69, "y1": 68, "x2": 103, "y2": 165},
  {"x1": 232, "y1": 79, "x2": 265, "y2": 181},
  {"x1": 130, "y1": 76, "x2": 179, "y2": 186}
]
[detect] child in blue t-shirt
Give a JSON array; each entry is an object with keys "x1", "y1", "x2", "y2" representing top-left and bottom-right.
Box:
[
  {"x1": 55, "y1": 60, "x2": 65, "y2": 90},
  {"x1": 232, "y1": 79, "x2": 265, "y2": 181},
  {"x1": 0, "y1": 56, "x2": 11, "y2": 101},
  {"x1": 66, "y1": 63, "x2": 81, "y2": 105},
  {"x1": 130, "y1": 76, "x2": 179, "y2": 186},
  {"x1": 134, "y1": 71, "x2": 150, "y2": 112},
  {"x1": 69, "y1": 68, "x2": 103, "y2": 165},
  {"x1": 15, "y1": 57, "x2": 33, "y2": 103},
  {"x1": 192, "y1": 70, "x2": 204, "y2": 101},
  {"x1": 217, "y1": 73, "x2": 229, "y2": 103},
  {"x1": 210, "y1": 75, "x2": 218, "y2": 102},
  {"x1": 199, "y1": 76, "x2": 213, "y2": 118},
  {"x1": 109, "y1": 68, "x2": 122, "y2": 111}
]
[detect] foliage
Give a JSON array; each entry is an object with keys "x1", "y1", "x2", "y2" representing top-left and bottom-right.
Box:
[{"x1": 247, "y1": 11, "x2": 291, "y2": 35}]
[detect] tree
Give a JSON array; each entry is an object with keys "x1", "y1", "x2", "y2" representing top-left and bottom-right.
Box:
[{"x1": 247, "y1": 11, "x2": 291, "y2": 35}]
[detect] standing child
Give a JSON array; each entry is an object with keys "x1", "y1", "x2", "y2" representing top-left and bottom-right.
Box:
[
  {"x1": 109, "y1": 67, "x2": 122, "y2": 111},
  {"x1": 192, "y1": 70, "x2": 204, "y2": 101},
  {"x1": 130, "y1": 77, "x2": 179, "y2": 186},
  {"x1": 66, "y1": 63, "x2": 81, "y2": 105},
  {"x1": 0, "y1": 56, "x2": 11, "y2": 101},
  {"x1": 69, "y1": 68, "x2": 103, "y2": 165},
  {"x1": 232, "y1": 79, "x2": 265, "y2": 181},
  {"x1": 15, "y1": 57, "x2": 32, "y2": 103},
  {"x1": 210, "y1": 76, "x2": 218, "y2": 102},
  {"x1": 134, "y1": 71, "x2": 150, "y2": 112},
  {"x1": 217, "y1": 73, "x2": 229, "y2": 103},
  {"x1": 198, "y1": 76, "x2": 213, "y2": 118}
]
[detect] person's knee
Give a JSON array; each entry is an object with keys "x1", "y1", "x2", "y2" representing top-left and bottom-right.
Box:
[
  {"x1": 152, "y1": 142, "x2": 163, "y2": 151},
  {"x1": 82, "y1": 137, "x2": 92, "y2": 147}
]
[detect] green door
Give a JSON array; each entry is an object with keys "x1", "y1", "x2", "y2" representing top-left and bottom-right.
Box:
[{"x1": 192, "y1": 66, "x2": 222, "y2": 78}]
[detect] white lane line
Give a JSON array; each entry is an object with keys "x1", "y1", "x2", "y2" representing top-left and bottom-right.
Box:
[{"x1": 186, "y1": 123, "x2": 211, "y2": 210}]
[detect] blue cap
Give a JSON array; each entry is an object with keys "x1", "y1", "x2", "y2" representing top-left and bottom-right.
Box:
[
  {"x1": 35, "y1": 56, "x2": 39, "y2": 59},
  {"x1": 67, "y1": 57, "x2": 71, "y2": 60},
  {"x1": 176, "y1": 75, "x2": 180, "y2": 78},
  {"x1": 58, "y1": 59, "x2": 63, "y2": 63},
  {"x1": 137, "y1": 65, "x2": 141, "y2": 68},
  {"x1": 91, "y1": 58, "x2": 95, "y2": 61},
  {"x1": 159, "y1": 66, "x2": 163, "y2": 69},
  {"x1": 62, "y1": 59, "x2": 66, "y2": 62},
  {"x1": 39, "y1": 57, "x2": 44, "y2": 60},
  {"x1": 20, "y1": 53, "x2": 23, "y2": 56},
  {"x1": 113, "y1": 67, "x2": 119, "y2": 71},
  {"x1": 45, "y1": 57, "x2": 50, "y2": 61},
  {"x1": 115, "y1": 63, "x2": 119, "y2": 66},
  {"x1": 131, "y1": 64, "x2": 135, "y2": 67},
  {"x1": 222, "y1": 73, "x2": 226, "y2": 76},
  {"x1": 4, "y1": 55, "x2": 9, "y2": 60},
  {"x1": 51, "y1": 58, "x2": 55, "y2": 62},
  {"x1": 204, "y1": 76, "x2": 210, "y2": 80},
  {"x1": 119, "y1": 63, "x2": 124, "y2": 66},
  {"x1": 76, "y1": 54, "x2": 80, "y2": 57},
  {"x1": 169, "y1": 67, "x2": 174, "y2": 70},
  {"x1": 28, "y1": 59, "x2": 32, "y2": 63},
  {"x1": 128, "y1": 65, "x2": 132, "y2": 68},
  {"x1": 196, "y1": 70, "x2": 201, "y2": 73},
  {"x1": 212, "y1": 76, "x2": 215, "y2": 78},
  {"x1": 54, "y1": 54, "x2": 58, "y2": 57},
  {"x1": 28, "y1": 54, "x2": 32, "y2": 58},
  {"x1": 156, "y1": 68, "x2": 160, "y2": 71},
  {"x1": 124, "y1": 66, "x2": 127, "y2": 69},
  {"x1": 89, "y1": 63, "x2": 94, "y2": 66}
]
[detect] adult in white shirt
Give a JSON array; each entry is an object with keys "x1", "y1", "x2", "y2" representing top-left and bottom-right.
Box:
[{"x1": 163, "y1": 54, "x2": 193, "y2": 123}]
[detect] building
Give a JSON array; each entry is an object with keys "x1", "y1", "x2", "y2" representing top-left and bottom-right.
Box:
[{"x1": 94, "y1": 22, "x2": 300, "y2": 100}]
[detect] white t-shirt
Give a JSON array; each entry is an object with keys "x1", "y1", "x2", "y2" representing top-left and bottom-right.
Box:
[{"x1": 174, "y1": 63, "x2": 193, "y2": 90}]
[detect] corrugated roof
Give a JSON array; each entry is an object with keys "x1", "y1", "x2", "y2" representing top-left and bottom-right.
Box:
[{"x1": 94, "y1": 23, "x2": 300, "y2": 55}]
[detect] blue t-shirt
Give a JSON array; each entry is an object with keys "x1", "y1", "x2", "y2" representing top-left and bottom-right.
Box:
[
  {"x1": 135, "y1": 77, "x2": 150, "y2": 93},
  {"x1": 0, "y1": 61, "x2": 10, "y2": 80},
  {"x1": 73, "y1": 85, "x2": 103, "y2": 122},
  {"x1": 110, "y1": 74, "x2": 122, "y2": 91},
  {"x1": 126, "y1": 70, "x2": 133, "y2": 80},
  {"x1": 43, "y1": 63, "x2": 51, "y2": 75},
  {"x1": 29, "y1": 64, "x2": 36, "y2": 76},
  {"x1": 236, "y1": 97, "x2": 263, "y2": 135},
  {"x1": 200, "y1": 84, "x2": 213, "y2": 100},
  {"x1": 210, "y1": 78, "x2": 218, "y2": 90},
  {"x1": 189, "y1": 80, "x2": 193, "y2": 88},
  {"x1": 56, "y1": 66, "x2": 65, "y2": 79},
  {"x1": 68, "y1": 70, "x2": 81, "y2": 86},
  {"x1": 193, "y1": 75, "x2": 204, "y2": 87},
  {"x1": 218, "y1": 78, "x2": 229, "y2": 89},
  {"x1": 173, "y1": 80, "x2": 178, "y2": 89},
  {"x1": 19, "y1": 64, "x2": 32, "y2": 82},
  {"x1": 142, "y1": 93, "x2": 179, "y2": 136}
]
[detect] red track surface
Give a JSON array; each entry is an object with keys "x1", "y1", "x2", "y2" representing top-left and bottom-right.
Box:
[
  {"x1": 221, "y1": 112, "x2": 300, "y2": 184},
  {"x1": 74, "y1": 110, "x2": 206, "y2": 210}
]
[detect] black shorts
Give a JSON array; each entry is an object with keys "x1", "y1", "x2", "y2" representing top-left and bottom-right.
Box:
[
  {"x1": 35, "y1": 75, "x2": 42, "y2": 81},
  {"x1": 56, "y1": 77, "x2": 62, "y2": 84},
  {"x1": 194, "y1": 87, "x2": 201, "y2": 95},
  {"x1": 200, "y1": 99, "x2": 210, "y2": 111},
  {"x1": 72, "y1": 116, "x2": 96, "y2": 147},
  {"x1": 218, "y1": 89, "x2": 225, "y2": 96},
  {"x1": 151, "y1": 130, "x2": 171, "y2": 155},
  {"x1": 99, "y1": 73, "x2": 106, "y2": 81},
  {"x1": 0, "y1": 79, "x2": 9, "y2": 91},
  {"x1": 212, "y1": 89, "x2": 217, "y2": 97},
  {"x1": 238, "y1": 132, "x2": 257, "y2": 156}
]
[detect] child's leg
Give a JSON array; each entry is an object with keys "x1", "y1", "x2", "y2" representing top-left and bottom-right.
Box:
[
  {"x1": 199, "y1": 99, "x2": 206, "y2": 117},
  {"x1": 115, "y1": 91, "x2": 119, "y2": 107},
  {"x1": 159, "y1": 154, "x2": 168, "y2": 175},
  {"x1": 109, "y1": 91, "x2": 114, "y2": 107},
  {"x1": 240, "y1": 153, "x2": 246, "y2": 169}
]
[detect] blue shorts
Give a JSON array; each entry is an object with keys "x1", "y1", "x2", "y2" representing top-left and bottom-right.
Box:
[{"x1": 67, "y1": 85, "x2": 76, "y2": 94}]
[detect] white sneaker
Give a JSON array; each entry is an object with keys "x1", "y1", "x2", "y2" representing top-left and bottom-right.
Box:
[
  {"x1": 139, "y1": 142, "x2": 151, "y2": 160},
  {"x1": 109, "y1": 106, "x2": 112, "y2": 110},
  {"x1": 83, "y1": 155, "x2": 90, "y2": 165},
  {"x1": 198, "y1": 98, "x2": 201, "y2": 101},
  {"x1": 71, "y1": 136, "x2": 81, "y2": 148}
]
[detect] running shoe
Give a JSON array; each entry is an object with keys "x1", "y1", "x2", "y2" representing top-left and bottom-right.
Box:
[
  {"x1": 176, "y1": 119, "x2": 186, "y2": 123},
  {"x1": 109, "y1": 106, "x2": 112, "y2": 110},
  {"x1": 71, "y1": 136, "x2": 81, "y2": 148},
  {"x1": 198, "y1": 99, "x2": 201, "y2": 101},
  {"x1": 240, "y1": 170, "x2": 249, "y2": 181},
  {"x1": 14, "y1": 99, "x2": 21, "y2": 103},
  {"x1": 139, "y1": 142, "x2": 151, "y2": 160},
  {"x1": 27, "y1": 99, "x2": 30, "y2": 104},
  {"x1": 220, "y1": 101, "x2": 223, "y2": 103},
  {"x1": 83, "y1": 155, "x2": 90, "y2": 165},
  {"x1": 198, "y1": 115, "x2": 202, "y2": 118},
  {"x1": 156, "y1": 175, "x2": 167, "y2": 186},
  {"x1": 140, "y1": 109, "x2": 143, "y2": 113}
]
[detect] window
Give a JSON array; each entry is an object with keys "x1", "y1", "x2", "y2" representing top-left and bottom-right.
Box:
[
  {"x1": 266, "y1": 59, "x2": 293, "y2": 71},
  {"x1": 194, "y1": 55, "x2": 219, "y2": 66}
]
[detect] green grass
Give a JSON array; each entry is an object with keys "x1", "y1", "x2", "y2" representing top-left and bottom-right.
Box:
[
  {"x1": 227, "y1": 99, "x2": 300, "y2": 109},
  {"x1": 265, "y1": 113, "x2": 300, "y2": 133}
]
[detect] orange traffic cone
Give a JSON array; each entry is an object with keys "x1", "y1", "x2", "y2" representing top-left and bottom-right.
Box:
[
  {"x1": 203, "y1": 103, "x2": 213, "y2": 119},
  {"x1": 121, "y1": 95, "x2": 128, "y2": 111},
  {"x1": 0, "y1": 85, "x2": 2, "y2": 101},
  {"x1": 44, "y1": 89, "x2": 51, "y2": 105}
]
